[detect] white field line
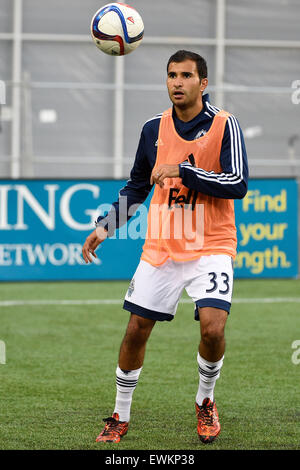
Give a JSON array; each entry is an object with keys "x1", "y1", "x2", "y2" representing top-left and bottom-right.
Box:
[{"x1": 0, "y1": 297, "x2": 300, "y2": 307}]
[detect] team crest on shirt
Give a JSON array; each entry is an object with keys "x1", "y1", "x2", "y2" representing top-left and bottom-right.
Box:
[
  {"x1": 194, "y1": 129, "x2": 207, "y2": 139},
  {"x1": 127, "y1": 278, "x2": 135, "y2": 297}
]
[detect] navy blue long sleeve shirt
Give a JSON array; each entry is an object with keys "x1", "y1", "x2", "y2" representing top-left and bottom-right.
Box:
[{"x1": 97, "y1": 94, "x2": 248, "y2": 236}]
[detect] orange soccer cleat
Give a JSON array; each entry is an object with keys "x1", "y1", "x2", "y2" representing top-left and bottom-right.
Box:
[
  {"x1": 195, "y1": 397, "x2": 221, "y2": 443},
  {"x1": 95, "y1": 413, "x2": 129, "y2": 443}
]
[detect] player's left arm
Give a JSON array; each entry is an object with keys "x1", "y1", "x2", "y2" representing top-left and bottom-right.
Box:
[{"x1": 153, "y1": 116, "x2": 248, "y2": 199}]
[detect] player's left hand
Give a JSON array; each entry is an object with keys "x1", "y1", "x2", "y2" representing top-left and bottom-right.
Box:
[{"x1": 150, "y1": 164, "x2": 180, "y2": 188}]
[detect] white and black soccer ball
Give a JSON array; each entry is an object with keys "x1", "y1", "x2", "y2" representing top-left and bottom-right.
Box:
[{"x1": 91, "y1": 2, "x2": 144, "y2": 56}]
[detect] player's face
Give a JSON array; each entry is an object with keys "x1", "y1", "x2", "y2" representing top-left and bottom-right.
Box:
[{"x1": 167, "y1": 60, "x2": 207, "y2": 110}]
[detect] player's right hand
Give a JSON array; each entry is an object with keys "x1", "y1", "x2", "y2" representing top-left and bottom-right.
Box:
[{"x1": 82, "y1": 227, "x2": 108, "y2": 264}]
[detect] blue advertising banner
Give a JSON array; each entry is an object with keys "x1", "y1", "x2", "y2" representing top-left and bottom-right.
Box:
[{"x1": 0, "y1": 178, "x2": 298, "y2": 281}]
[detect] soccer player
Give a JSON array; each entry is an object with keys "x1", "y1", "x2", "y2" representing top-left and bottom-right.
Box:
[{"x1": 82, "y1": 50, "x2": 248, "y2": 444}]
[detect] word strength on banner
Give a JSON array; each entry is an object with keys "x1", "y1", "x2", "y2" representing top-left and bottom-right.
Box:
[
  {"x1": 234, "y1": 179, "x2": 298, "y2": 278},
  {"x1": 0, "y1": 178, "x2": 298, "y2": 281}
]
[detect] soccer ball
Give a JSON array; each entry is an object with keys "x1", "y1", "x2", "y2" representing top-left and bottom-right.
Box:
[{"x1": 91, "y1": 2, "x2": 144, "y2": 56}]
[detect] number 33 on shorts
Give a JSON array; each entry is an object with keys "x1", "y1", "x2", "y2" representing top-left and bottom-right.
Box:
[{"x1": 206, "y1": 272, "x2": 230, "y2": 295}]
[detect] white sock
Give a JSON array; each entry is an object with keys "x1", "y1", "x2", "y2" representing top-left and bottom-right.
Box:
[
  {"x1": 196, "y1": 352, "x2": 224, "y2": 405},
  {"x1": 113, "y1": 365, "x2": 142, "y2": 422}
]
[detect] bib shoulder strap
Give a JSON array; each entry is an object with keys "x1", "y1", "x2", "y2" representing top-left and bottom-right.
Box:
[{"x1": 215, "y1": 110, "x2": 231, "y2": 119}]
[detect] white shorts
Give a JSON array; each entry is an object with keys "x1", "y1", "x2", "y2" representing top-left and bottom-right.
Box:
[{"x1": 123, "y1": 255, "x2": 234, "y2": 322}]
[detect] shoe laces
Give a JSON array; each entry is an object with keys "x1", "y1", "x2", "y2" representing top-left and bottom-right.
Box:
[
  {"x1": 198, "y1": 401, "x2": 216, "y2": 426},
  {"x1": 102, "y1": 416, "x2": 123, "y2": 435}
]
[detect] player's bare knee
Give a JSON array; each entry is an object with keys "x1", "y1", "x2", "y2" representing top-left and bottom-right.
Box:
[
  {"x1": 201, "y1": 324, "x2": 225, "y2": 347},
  {"x1": 126, "y1": 314, "x2": 155, "y2": 341}
]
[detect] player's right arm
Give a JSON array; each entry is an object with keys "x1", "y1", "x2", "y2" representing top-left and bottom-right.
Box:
[{"x1": 82, "y1": 225, "x2": 108, "y2": 264}]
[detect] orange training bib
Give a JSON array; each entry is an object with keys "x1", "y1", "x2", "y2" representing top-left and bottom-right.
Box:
[{"x1": 141, "y1": 108, "x2": 237, "y2": 266}]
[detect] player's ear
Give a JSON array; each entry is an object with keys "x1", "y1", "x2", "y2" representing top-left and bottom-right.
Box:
[{"x1": 200, "y1": 78, "x2": 208, "y2": 92}]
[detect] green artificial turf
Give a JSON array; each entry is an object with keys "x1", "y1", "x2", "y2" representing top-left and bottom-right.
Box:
[{"x1": 0, "y1": 279, "x2": 299, "y2": 450}]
